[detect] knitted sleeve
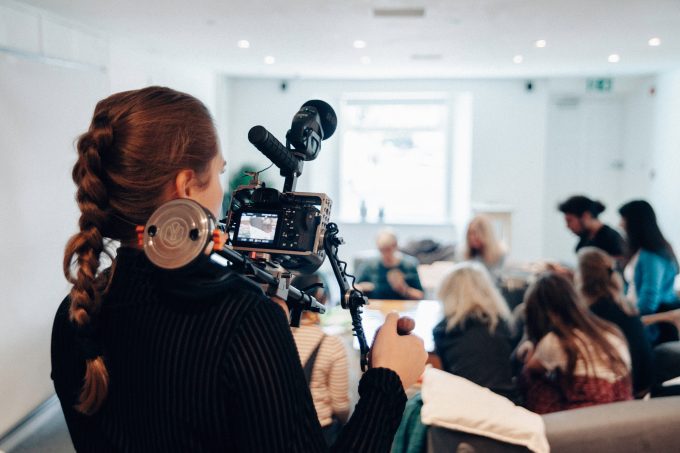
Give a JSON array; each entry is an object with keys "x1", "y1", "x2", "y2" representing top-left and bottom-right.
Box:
[{"x1": 222, "y1": 295, "x2": 407, "y2": 452}]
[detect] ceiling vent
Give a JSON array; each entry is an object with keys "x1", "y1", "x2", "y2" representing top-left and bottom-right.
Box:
[
  {"x1": 411, "y1": 54, "x2": 442, "y2": 61},
  {"x1": 554, "y1": 96, "x2": 581, "y2": 108},
  {"x1": 373, "y1": 8, "x2": 425, "y2": 18}
]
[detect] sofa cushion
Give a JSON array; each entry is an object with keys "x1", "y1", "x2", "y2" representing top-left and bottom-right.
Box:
[
  {"x1": 420, "y1": 368, "x2": 549, "y2": 453},
  {"x1": 543, "y1": 397, "x2": 680, "y2": 453}
]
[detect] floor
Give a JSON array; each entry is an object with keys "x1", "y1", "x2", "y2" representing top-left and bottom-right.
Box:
[{"x1": 0, "y1": 397, "x2": 73, "y2": 453}]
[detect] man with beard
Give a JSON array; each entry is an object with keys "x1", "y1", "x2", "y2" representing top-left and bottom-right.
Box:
[{"x1": 558, "y1": 195, "x2": 626, "y2": 260}]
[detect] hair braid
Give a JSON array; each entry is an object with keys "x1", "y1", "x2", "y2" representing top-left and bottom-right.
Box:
[
  {"x1": 63, "y1": 110, "x2": 114, "y2": 415},
  {"x1": 61, "y1": 86, "x2": 220, "y2": 416}
]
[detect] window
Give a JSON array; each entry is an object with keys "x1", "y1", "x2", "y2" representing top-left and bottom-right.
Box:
[{"x1": 339, "y1": 96, "x2": 450, "y2": 224}]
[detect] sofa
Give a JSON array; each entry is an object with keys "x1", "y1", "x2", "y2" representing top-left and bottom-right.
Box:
[{"x1": 427, "y1": 396, "x2": 680, "y2": 453}]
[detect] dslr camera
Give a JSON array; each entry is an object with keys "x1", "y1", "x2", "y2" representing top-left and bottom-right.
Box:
[
  {"x1": 142, "y1": 99, "x2": 370, "y2": 365},
  {"x1": 224, "y1": 100, "x2": 337, "y2": 274}
]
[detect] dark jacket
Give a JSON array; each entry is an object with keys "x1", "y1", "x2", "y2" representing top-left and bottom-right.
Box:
[
  {"x1": 433, "y1": 317, "x2": 517, "y2": 402},
  {"x1": 356, "y1": 255, "x2": 423, "y2": 300},
  {"x1": 576, "y1": 224, "x2": 625, "y2": 257},
  {"x1": 590, "y1": 296, "x2": 654, "y2": 395}
]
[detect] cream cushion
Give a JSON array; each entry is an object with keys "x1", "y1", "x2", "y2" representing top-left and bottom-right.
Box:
[{"x1": 420, "y1": 367, "x2": 549, "y2": 453}]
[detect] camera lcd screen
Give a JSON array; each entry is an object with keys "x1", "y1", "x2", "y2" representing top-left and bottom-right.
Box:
[{"x1": 236, "y1": 212, "x2": 279, "y2": 244}]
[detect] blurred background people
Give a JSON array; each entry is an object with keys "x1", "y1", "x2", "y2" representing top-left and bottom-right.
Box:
[
  {"x1": 619, "y1": 200, "x2": 680, "y2": 346},
  {"x1": 576, "y1": 247, "x2": 653, "y2": 397},
  {"x1": 618, "y1": 200, "x2": 679, "y2": 317},
  {"x1": 433, "y1": 262, "x2": 517, "y2": 401},
  {"x1": 463, "y1": 215, "x2": 507, "y2": 281},
  {"x1": 290, "y1": 273, "x2": 350, "y2": 445},
  {"x1": 558, "y1": 195, "x2": 626, "y2": 259},
  {"x1": 520, "y1": 273, "x2": 632, "y2": 414},
  {"x1": 356, "y1": 229, "x2": 424, "y2": 300}
]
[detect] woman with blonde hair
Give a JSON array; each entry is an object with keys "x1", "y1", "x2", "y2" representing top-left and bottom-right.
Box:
[
  {"x1": 464, "y1": 215, "x2": 506, "y2": 279},
  {"x1": 433, "y1": 262, "x2": 517, "y2": 400},
  {"x1": 576, "y1": 247, "x2": 653, "y2": 396}
]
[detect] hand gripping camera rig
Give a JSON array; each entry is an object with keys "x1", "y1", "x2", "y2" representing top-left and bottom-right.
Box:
[{"x1": 140, "y1": 100, "x2": 370, "y2": 370}]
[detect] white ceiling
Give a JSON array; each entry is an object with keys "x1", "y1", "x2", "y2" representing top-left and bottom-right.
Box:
[{"x1": 15, "y1": 0, "x2": 680, "y2": 78}]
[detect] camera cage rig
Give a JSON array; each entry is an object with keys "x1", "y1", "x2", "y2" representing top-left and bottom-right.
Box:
[{"x1": 140, "y1": 100, "x2": 370, "y2": 370}]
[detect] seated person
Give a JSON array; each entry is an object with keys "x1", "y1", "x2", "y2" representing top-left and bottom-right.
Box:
[
  {"x1": 558, "y1": 195, "x2": 626, "y2": 259},
  {"x1": 519, "y1": 273, "x2": 632, "y2": 414},
  {"x1": 290, "y1": 273, "x2": 350, "y2": 445},
  {"x1": 355, "y1": 230, "x2": 424, "y2": 300},
  {"x1": 245, "y1": 213, "x2": 276, "y2": 240},
  {"x1": 619, "y1": 200, "x2": 679, "y2": 344},
  {"x1": 463, "y1": 215, "x2": 506, "y2": 281},
  {"x1": 433, "y1": 262, "x2": 517, "y2": 401},
  {"x1": 576, "y1": 247, "x2": 654, "y2": 397}
]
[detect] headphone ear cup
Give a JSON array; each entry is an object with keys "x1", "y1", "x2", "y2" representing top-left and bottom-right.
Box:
[{"x1": 143, "y1": 199, "x2": 215, "y2": 270}]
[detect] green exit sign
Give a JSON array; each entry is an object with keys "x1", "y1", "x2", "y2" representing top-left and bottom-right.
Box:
[{"x1": 587, "y1": 78, "x2": 613, "y2": 92}]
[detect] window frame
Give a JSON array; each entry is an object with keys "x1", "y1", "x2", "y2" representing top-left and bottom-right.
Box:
[{"x1": 337, "y1": 93, "x2": 454, "y2": 226}]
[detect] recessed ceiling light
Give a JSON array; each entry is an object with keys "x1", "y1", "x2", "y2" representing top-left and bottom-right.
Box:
[
  {"x1": 648, "y1": 37, "x2": 661, "y2": 47},
  {"x1": 353, "y1": 40, "x2": 367, "y2": 49},
  {"x1": 535, "y1": 39, "x2": 547, "y2": 48},
  {"x1": 237, "y1": 40, "x2": 250, "y2": 49},
  {"x1": 264, "y1": 56, "x2": 275, "y2": 64},
  {"x1": 513, "y1": 55, "x2": 523, "y2": 64},
  {"x1": 608, "y1": 54, "x2": 620, "y2": 63},
  {"x1": 360, "y1": 56, "x2": 371, "y2": 64}
]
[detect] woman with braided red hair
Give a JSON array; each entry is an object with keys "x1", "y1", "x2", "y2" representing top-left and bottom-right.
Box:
[{"x1": 51, "y1": 86, "x2": 427, "y2": 452}]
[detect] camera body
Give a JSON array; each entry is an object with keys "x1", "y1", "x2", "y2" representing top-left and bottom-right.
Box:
[
  {"x1": 225, "y1": 185, "x2": 332, "y2": 273},
  {"x1": 223, "y1": 99, "x2": 337, "y2": 274}
]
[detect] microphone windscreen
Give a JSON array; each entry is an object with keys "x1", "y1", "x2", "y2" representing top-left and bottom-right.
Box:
[
  {"x1": 301, "y1": 100, "x2": 337, "y2": 139},
  {"x1": 248, "y1": 125, "x2": 268, "y2": 145}
]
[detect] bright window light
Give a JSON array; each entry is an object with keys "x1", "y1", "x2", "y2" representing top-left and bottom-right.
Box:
[{"x1": 339, "y1": 98, "x2": 450, "y2": 224}]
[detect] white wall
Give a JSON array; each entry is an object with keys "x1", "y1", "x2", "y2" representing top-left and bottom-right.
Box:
[
  {"x1": 0, "y1": 1, "x2": 110, "y2": 435},
  {"x1": 0, "y1": 0, "x2": 222, "y2": 434},
  {"x1": 540, "y1": 77, "x2": 659, "y2": 266},
  {"x1": 108, "y1": 44, "x2": 219, "y2": 122},
  {"x1": 649, "y1": 69, "x2": 680, "y2": 253},
  {"x1": 621, "y1": 77, "x2": 656, "y2": 203},
  {"x1": 0, "y1": 53, "x2": 108, "y2": 436}
]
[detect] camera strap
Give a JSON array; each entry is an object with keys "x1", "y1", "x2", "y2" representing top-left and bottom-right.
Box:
[{"x1": 303, "y1": 334, "x2": 326, "y2": 385}]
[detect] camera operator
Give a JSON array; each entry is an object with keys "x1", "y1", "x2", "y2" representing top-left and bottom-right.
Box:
[{"x1": 51, "y1": 86, "x2": 427, "y2": 452}]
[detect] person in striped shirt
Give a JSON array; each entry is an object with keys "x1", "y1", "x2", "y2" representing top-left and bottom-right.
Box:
[{"x1": 291, "y1": 273, "x2": 350, "y2": 445}]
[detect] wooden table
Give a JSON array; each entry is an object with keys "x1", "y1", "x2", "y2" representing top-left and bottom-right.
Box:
[{"x1": 323, "y1": 299, "x2": 443, "y2": 353}]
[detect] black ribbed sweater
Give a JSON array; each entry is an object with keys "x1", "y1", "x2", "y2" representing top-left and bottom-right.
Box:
[{"x1": 51, "y1": 248, "x2": 406, "y2": 452}]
